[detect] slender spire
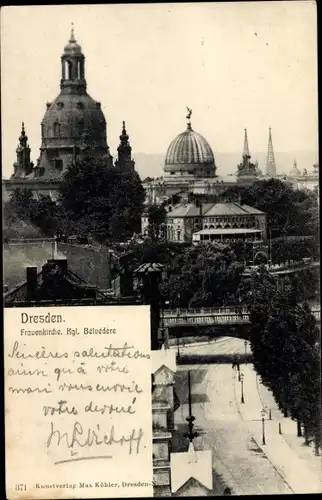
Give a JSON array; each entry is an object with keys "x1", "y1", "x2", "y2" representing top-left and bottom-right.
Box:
[
  {"x1": 243, "y1": 128, "x2": 250, "y2": 157},
  {"x1": 266, "y1": 127, "x2": 276, "y2": 176}
]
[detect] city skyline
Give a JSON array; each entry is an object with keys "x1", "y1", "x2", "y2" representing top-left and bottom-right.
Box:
[{"x1": 1, "y1": 2, "x2": 318, "y2": 180}]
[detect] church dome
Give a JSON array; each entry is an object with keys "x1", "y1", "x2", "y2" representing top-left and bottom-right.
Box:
[
  {"x1": 41, "y1": 92, "x2": 107, "y2": 149},
  {"x1": 37, "y1": 29, "x2": 110, "y2": 178},
  {"x1": 289, "y1": 159, "x2": 301, "y2": 177},
  {"x1": 164, "y1": 123, "x2": 216, "y2": 177}
]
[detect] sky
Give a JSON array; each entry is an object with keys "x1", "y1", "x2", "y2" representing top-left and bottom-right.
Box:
[{"x1": 1, "y1": 2, "x2": 318, "y2": 179}]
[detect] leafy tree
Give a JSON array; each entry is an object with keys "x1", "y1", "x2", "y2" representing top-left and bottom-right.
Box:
[
  {"x1": 59, "y1": 154, "x2": 145, "y2": 242},
  {"x1": 222, "y1": 178, "x2": 319, "y2": 238},
  {"x1": 246, "y1": 267, "x2": 321, "y2": 454},
  {"x1": 147, "y1": 204, "x2": 167, "y2": 241},
  {"x1": 4, "y1": 188, "x2": 36, "y2": 224},
  {"x1": 159, "y1": 243, "x2": 244, "y2": 308}
]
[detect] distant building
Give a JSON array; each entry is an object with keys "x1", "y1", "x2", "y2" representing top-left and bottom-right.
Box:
[
  {"x1": 286, "y1": 161, "x2": 319, "y2": 191},
  {"x1": 143, "y1": 121, "x2": 264, "y2": 205},
  {"x1": 142, "y1": 201, "x2": 266, "y2": 244},
  {"x1": 3, "y1": 30, "x2": 135, "y2": 200}
]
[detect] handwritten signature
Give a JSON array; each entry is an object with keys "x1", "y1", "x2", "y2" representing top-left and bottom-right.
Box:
[{"x1": 46, "y1": 421, "x2": 143, "y2": 455}]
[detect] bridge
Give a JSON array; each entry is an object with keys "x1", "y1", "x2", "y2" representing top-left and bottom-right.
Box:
[{"x1": 163, "y1": 304, "x2": 320, "y2": 329}]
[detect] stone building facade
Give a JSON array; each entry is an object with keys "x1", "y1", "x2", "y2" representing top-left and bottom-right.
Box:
[{"x1": 142, "y1": 201, "x2": 267, "y2": 244}]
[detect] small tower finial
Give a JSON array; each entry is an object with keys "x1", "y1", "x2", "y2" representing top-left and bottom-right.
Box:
[
  {"x1": 186, "y1": 106, "x2": 192, "y2": 130},
  {"x1": 21, "y1": 122, "x2": 25, "y2": 135},
  {"x1": 69, "y1": 22, "x2": 76, "y2": 42}
]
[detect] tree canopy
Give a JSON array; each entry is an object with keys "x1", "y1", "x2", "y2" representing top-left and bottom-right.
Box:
[
  {"x1": 242, "y1": 267, "x2": 321, "y2": 454},
  {"x1": 59, "y1": 155, "x2": 145, "y2": 242},
  {"x1": 221, "y1": 178, "x2": 319, "y2": 237}
]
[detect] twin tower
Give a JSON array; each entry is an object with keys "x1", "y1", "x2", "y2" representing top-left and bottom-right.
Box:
[{"x1": 242, "y1": 127, "x2": 277, "y2": 177}]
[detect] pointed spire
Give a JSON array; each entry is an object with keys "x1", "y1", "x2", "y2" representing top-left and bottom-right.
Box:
[
  {"x1": 19, "y1": 122, "x2": 28, "y2": 145},
  {"x1": 266, "y1": 127, "x2": 276, "y2": 176},
  {"x1": 293, "y1": 158, "x2": 297, "y2": 169},
  {"x1": 69, "y1": 22, "x2": 76, "y2": 43},
  {"x1": 120, "y1": 120, "x2": 129, "y2": 144},
  {"x1": 243, "y1": 128, "x2": 250, "y2": 157}
]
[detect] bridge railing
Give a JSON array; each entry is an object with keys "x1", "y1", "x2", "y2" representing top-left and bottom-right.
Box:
[
  {"x1": 164, "y1": 307, "x2": 248, "y2": 317},
  {"x1": 163, "y1": 307, "x2": 320, "y2": 325}
]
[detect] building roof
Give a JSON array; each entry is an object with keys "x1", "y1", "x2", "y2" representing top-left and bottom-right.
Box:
[
  {"x1": 170, "y1": 442, "x2": 212, "y2": 493},
  {"x1": 205, "y1": 202, "x2": 264, "y2": 216},
  {"x1": 167, "y1": 203, "x2": 213, "y2": 217},
  {"x1": 164, "y1": 120, "x2": 216, "y2": 177},
  {"x1": 194, "y1": 228, "x2": 262, "y2": 235},
  {"x1": 4, "y1": 259, "x2": 108, "y2": 306},
  {"x1": 166, "y1": 202, "x2": 264, "y2": 218},
  {"x1": 152, "y1": 350, "x2": 177, "y2": 374},
  {"x1": 165, "y1": 125, "x2": 214, "y2": 166}
]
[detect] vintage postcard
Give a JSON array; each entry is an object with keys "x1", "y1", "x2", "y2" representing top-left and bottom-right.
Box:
[{"x1": 2, "y1": 2, "x2": 320, "y2": 499}]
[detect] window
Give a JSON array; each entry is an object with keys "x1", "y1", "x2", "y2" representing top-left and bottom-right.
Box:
[
  {"x1": 64, "y1": 60, "x2": 72, "y2": 80},
  {"x1": 55, "y1": 159, "x2": 63, "y2": 171},
  {"x1": 53, "y1": 122, "x2": 61, "y2": 137}
]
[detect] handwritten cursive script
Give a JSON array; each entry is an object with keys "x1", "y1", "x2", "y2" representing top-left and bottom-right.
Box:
[{"x1": 46, "y1": 421, "x2": 143, "y2": 455}]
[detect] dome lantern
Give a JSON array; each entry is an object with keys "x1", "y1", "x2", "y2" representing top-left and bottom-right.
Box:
[{"x1": 61, "y1": 24, "x2": 86, "y2": 93}]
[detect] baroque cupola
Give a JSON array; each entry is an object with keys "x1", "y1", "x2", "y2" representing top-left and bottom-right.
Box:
[
  {"x1": 12, "y1": 123, "x2": 34, "y2": 178},
  {"x1": 164, "y1": 109, "x2": 216, "y2": 178},
  {"x1": 37, "y1": 26, "x2": 112, "y2": 179},
  {"x1": 115, "y1": 121, "x2": 135, "y2": 172}
]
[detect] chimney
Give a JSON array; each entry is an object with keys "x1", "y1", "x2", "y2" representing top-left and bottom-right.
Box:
[
  {"x1": 26, "y1": 267, "x2": 38, "y2": 300},
  {"x1": 47, "y1": 259, "x2": 68, "y2": 273}
]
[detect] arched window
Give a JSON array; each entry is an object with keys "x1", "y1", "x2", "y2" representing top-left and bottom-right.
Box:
[
  {"x1": 64, "y1": 60, "x2": 72, "y2": 80},
  {"x1": 77, "y1": 61, "x2": 81, "y2": 79},
  {"x1": 53, "y1": 122, "x2": 61, "y2": 137}
]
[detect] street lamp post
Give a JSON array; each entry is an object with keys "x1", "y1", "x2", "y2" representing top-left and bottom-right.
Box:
[
  {"x1": 244, "y1": 340, "x2": 247, "y2": 357},
  {"x1": 261, "y1": 408, "x2": 266, "y2": 445},
  {"x1": 240, "y1": 373, "x2": 245, "y2": 404}
]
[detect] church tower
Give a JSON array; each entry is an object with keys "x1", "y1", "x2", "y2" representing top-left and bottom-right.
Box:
[
  {"x1": 114, "y1": 121, "x2": 135, "y2": 172},
  {"x1": 266, "y1": 128, "x2": 277, "y2": 176},
  {"x1": 237, "y1": 128, "x2": 258, "y2": 183},
  {"x1": 12, "y1": 123, "x2": 33, "y2": 178}
]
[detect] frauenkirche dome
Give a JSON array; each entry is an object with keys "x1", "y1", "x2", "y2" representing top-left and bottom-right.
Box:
[
  {"x1": 164, "y1": 113, "x2": 216, "y2": 178},
  {"x1": 37, "y1": 27, "x2": 111, "y2": 179}
]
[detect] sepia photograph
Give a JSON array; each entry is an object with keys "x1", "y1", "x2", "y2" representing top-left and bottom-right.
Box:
[{"x1": 2, "y1": 2, "x2": 320, "y2": 498}]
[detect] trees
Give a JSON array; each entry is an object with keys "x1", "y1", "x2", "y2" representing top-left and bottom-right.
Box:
[
  {"x1": 221, "y1": 178, "x2": 319, "y2": 238},
  {"x1": 245, "y1": 268, "x2": 321, "y2": 453},
  {"x1": 159, "y1": 243, "x2": 244, "y2": 308},
  {"x1": 147, "y1": 204, "x2": 167, "y2": 241},
  {"x1": 3, "y1": 189, "x2": 62, "y2": 238},
  {"x1": 59, "y1": 154, "x2": 145, "y2": 242}
]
